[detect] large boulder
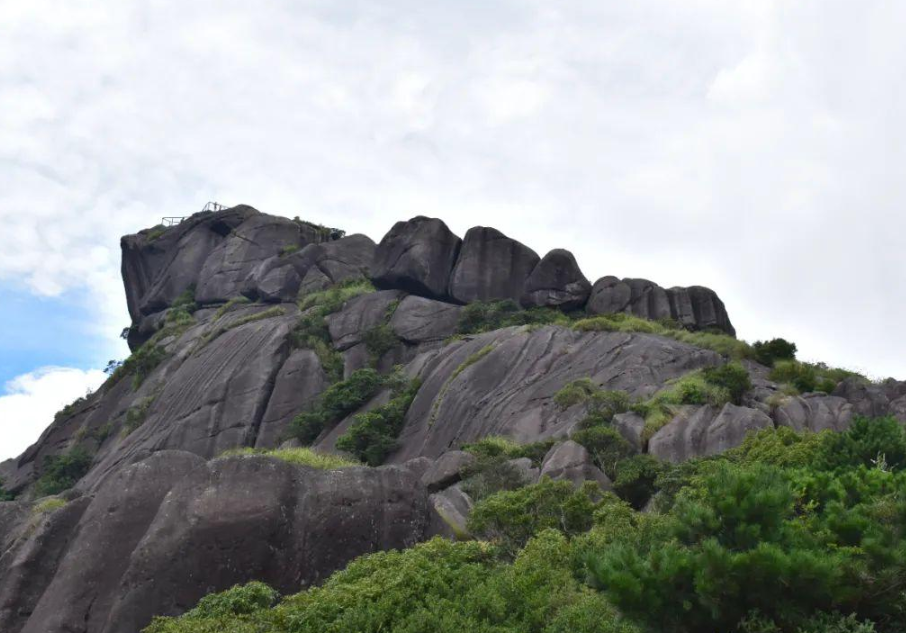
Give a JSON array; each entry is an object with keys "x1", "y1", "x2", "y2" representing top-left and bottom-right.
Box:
[
  {"x1": 774, "y1": 394, "x2": 854, "y2": 433},
  {"x1": 539, "y1": 441, "x2": 611, "y2": 490},
  {"x1": 520, "y1": 249, "x2": 591, "y2": 310},
  {"x1": 421, "y1": 450, "x2": 475, "y2": 492},
  {"x1": 390, "y1": 295, "x2": 463, "y2": 344},
  {"x1": 371, "y1": 217, "x2": 462, "y2": 300},
  {"x1": 587, "y1": 275, "x2": 735, "y2": 336},
  {"x1": 429, "y1": 485, "x2": 473, "y2": 539},
  {"x1": 325, "y1": 290, "x2": 405, "y2": 351},
  {"x1": 449, "y1": 227, "x2": 540, "y2": 303},
  {"x1": 648, "y1": 403, "x2": 773, "y2": 463},
  {"x1": 6, "y1": 452, "x2": 432, "y2": 633},
  {"x1": 195, "y1": 214, "x2": 309, "y2": 305}
]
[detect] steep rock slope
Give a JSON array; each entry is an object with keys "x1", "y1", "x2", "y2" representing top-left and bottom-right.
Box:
[{"x1": 2, "y1": 206, "x2": 903, "y2": 633}]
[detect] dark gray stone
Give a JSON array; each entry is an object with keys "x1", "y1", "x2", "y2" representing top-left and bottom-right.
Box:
[
  {"x1": 449, "y1": 226, "x2": 540, "y2": 303},
  {"x1": 586, "y1": 276, "x2": 632, "y2": 315},
  {"x1": 539, "y1": 441, "x2": 611, "y2": 490},
  {"x1": 390, "y1": 295, "x2": 462, "y2": 344},
  {"x1": 371, "y1": 217, "x2": 462, "y2": 300},
  {"x1": 255, "y1": 349, "x2": 329, "y2": 449},
  {"x1": 774, "y1": 394, "x2": 854, "y2": 433},
  {"x1": 389, "y1": 327, "x2": 720, "y2": 463},
  {"x1": 521, "y1": 249, "x2": 591, "y2": 310},
  {"x1": 648, "y1": 404, "x2": 773, "y2": 463},
  {"x1": 421, "y1": 450, "x2": 475, "y2": 492},
  {"x1": 326, "y1": 290, "x2": 404, "y2": 351},
  {"x1": 611, "y1": 412, "x2": 646, "y2": 450},
  {"x1": 257, "y1": 265, "x2": 301, "y2": 303},
  {"x1": 429, "y1": 485, "x2": 473, "y2": 539}
]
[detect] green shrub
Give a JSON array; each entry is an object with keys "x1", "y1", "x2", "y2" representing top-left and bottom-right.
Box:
[
  {"x1": 462, "y1": 436, "x2": 555, "y2": 467},
  {"x1": 292, "y1": 279, "x2": 375, "y2": 382},
  {"x1": 571, "y1": 427, "x2": 635, "y2": 479},
  {"x1": 633, "y1": 372, "x2": 732, "y2": 441},
  {"x1": 32, "y1": 496, "x2": 67, "y2": 515},
  {"x1": 122, "y1": 396, "x2": 155, "y2": 437},
  {"x1": 0, "y1": 478, "x2": 14, "y2": 501},
  {"x1": 468, "y1": 479, "x2": 601, "y2": 557},
  {"x1": 34, "y1": 447, "x2": 93, "y2": 496},
  {"x1": 702, "y1": 362, "x2": 752, "y2": 405},
  {"x1": 459, "y1": 454, "x2": 533, "y2": 502},
  {"x1": 290, "y1": 368, "x2": 384, "y2": 444},
  {"x1": 611, "y1": 454, "x2": 670, "y2": 509},
  {"x1": 187, "y1": 581, "x2": 279, "y2": 619},
  {"x1": 752, "y1": 338, "x2": 797, "y2": 366},
  {"x1": 554, "y1": 378, "x2": 599, "y2": 409},
  {"x1": 457, "y1": 300, "x2": 571, "y2": 335},
  {"x1": 362, "y1": 323, "x2": 398, "y2": 362},
  {"x1": 335, "y1": 378, "x2": 421, "y2": 466},
  {"x1": 816, "y1": 415, "x2": 906, "y2": 472},
  {"x1": 725, "y1": 426, "x2": 828, "y2": 469},
  {"x1": 218, "y1": 447, "x2": 359, "y2": 470},
  {"x1": 770, "y1": 359, "x2": 818, "y2": 393}
]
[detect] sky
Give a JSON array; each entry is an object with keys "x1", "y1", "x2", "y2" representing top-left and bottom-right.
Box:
[{"x1": 1, "y1": 0, "x2": 904, "y2": 461}]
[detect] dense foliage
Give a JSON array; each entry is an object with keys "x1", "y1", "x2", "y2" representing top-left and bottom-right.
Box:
[
  {"x1": 34, "y1": 447, "x2": 93, "y2": 497},
  {"x1": 289, "y1": 368, "x2": 384, "y2": 443},
  {"x1": 147, "y1": 416, "x2": 906, "y2": 633}
]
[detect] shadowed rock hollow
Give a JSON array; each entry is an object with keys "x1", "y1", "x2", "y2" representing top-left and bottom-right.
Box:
[{"x1": 2, "y1": 205, "x2": 902, "y2": 633}]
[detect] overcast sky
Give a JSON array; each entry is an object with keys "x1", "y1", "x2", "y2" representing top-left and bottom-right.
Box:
[{"x1": 1, "y1": 0, "x2": 904, "y2": 461}]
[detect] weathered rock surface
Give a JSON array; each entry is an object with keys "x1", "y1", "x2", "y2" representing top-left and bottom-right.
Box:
[
  {"x1": 1, "y1": 452, "x2": 433, "y2": 633},
  {"x1": 371, "y1": 217, "x2": 462, "y2": 299},
  {"x1": 421, "y1": 450, "x2": 475, "y2": 492},
  {"x1": 326, "y1": 290, "x2": 404, "y2": 350},
  {"x1": 774, "y1": 394, "x2": 854, "y2": 433},
  {"x1": 449, "y1": 227, "x2": 540, "y2": 303},
  {"x1": 521, "y1": 249, "x2": 591, "y2": 310},
  {"x1": 429, "y1": 485, "x2": 473, "y2": 539},
  {"x1": 611, "y1": 412, "x2": 647, "y2": 450},
  {"x1": 389, "y1": 327, "x2": 721, "y2": 463},
  {"x1": 588, "y1": 276, "x2": 736, "y2": 336},
  {"x1": 390, "y1": 295, "x2": 462, "y2": 344},
  {"x1": 540, "y1": 441, "x2": 611, "y2": 490},
  {"x1": 255, "y1": 349, "x2": 330, "y2": 448},
  {"x1": 648, "y1": 404, "x2": 773, "y2": 463}
]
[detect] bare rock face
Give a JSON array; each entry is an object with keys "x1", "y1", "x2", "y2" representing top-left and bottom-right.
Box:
[
  {"x1": 371, "y1": 217, "x2": 462, "y2": 300},
  {"x1": 421, "y1": 450, "x2": 475, "y2": 492},
  {"x1": 255, "y1": 349, "x2": 330, "y2": 449},
  {"x1": 389, "y1": 327, "x2": 721, "y2": 463},
  {"x1": 390, "y1": 295, "x2": 463, "y2": 344},
  {"x1": 521, "y1": 249, "x2": 591, "y2": 310},
  {"x1": 540, "y1": 441, "x2": 611, "y2": 490},
  {"x1": 326, "y1": 290, "x2": 405, "y2": 350},
  {"x1": 449, "y1": 227, "x2": 540, "y2": 304},
  {"x1": 611, "y1": 412, "x2": 647, "y2": 451},
  {"x1": 429, "y1": 485, "x2": 473, "y2": 539},
  {"x1": 774, "y1": 394, "x2": 855, "y2": 433},
  {"x1": 648, "y1": 404, "x2": 773, "y2": 463},
  {"x1": 3, "y1": 452, "x2": 432, "y2": 633},
  {"x1": 195, "y1": 214, "x2": 308, "y2": 305},
  {"x1": 588, "y1": 276, "x2": 736, "y2": 336}
]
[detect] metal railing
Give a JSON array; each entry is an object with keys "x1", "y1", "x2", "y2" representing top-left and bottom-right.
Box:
[
  {"x1": 161, "y1": 216, "x2": 185, "y2": 226},
  {"x1": 201, "y1": 201, "x2": 227, "y2": 213}
]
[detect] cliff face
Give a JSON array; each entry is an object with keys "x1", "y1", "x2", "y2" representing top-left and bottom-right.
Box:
[{"x1": 2, "y1": 205, "x2": 904, "y2": 633}]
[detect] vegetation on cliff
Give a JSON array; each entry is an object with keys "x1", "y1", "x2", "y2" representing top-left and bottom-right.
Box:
[{"x1": 144, "y1": 416, "x2": 906, "y2": 633}]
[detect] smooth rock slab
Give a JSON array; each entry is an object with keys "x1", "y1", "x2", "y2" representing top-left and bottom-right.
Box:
[
  {"x1": 774, "y1": 394, "x2": 854, "y2": 433},
  {"x1": 390, "y1": 295, "x2": 462, "y2": 344},
  {"x1": 648, "y1": 403, "x2": 773, "y2": 463},
  {"x1": 421, "y1": 450, "x2": 475, "y2": 492},
  {"x1": 326, "y1": 290, "x2": 404, "y2": 351}
]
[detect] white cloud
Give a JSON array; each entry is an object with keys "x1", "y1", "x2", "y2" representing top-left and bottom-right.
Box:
[
  {"x1": 0, "y1": 0, "x2": 904, "y2": 379},
  {"x1": 0, "y1": 367, "x2": 106, "y2": 461}
]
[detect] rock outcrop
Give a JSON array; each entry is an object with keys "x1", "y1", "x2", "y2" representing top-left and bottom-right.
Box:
[
  {"x1": 12, "y1": 205, "x2": 897, "y2": 633},
  {"x1": 449, "y1": 227, "x2": 540, "y2": 303},
  {"x1": 521, "y1": 249, "x2": 591, "y2": 310},
  {"x1": 588, "y1": 276, "x2": 736, "y2": 336},
  {"x1": 371, "y1": 217, "x2": 461, "y2": 300}
]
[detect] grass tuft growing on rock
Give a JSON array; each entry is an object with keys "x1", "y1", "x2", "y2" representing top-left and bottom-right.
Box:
[
  {"x1": 457, "y1": 299, "x2": 572, "y2": 335},
  {"x1": 32, "y1": 496, "x2": 67, "y2": 516},
  {"x1": 218, "y1": 447, "x2": 360, "y2": 470}
]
